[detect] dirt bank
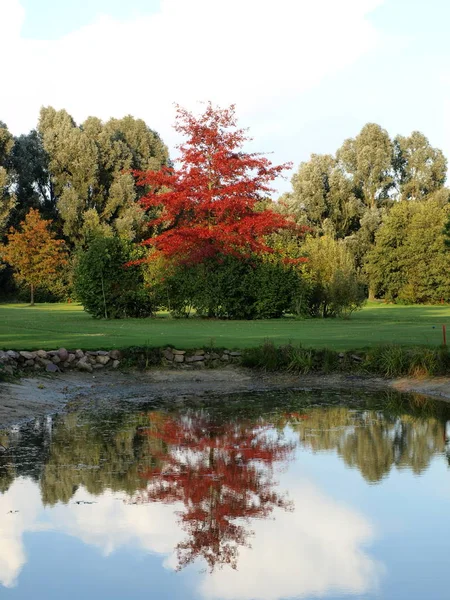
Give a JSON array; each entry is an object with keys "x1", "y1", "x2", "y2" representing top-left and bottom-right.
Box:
[{"x1": 1, "y1": 366, "x2": 450, "y2": 427}]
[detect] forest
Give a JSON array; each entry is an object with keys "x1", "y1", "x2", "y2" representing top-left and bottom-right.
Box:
[{"x1": 1, "y1": 103, "x2": 449, "y2": 319}]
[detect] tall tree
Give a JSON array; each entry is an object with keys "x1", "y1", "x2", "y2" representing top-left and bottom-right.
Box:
[
  {"x1": 394, "y1": 131, "x2": 447, "y2": 201},
  {"x1": 1, "y1": 208, "x2": 68, "y2": 305},
  {"x1": 134, "y1": 103, "x2": 297, "y2": 264},
  {"x1": 9, "y1": 130, "x2": 56, "y2": 226},
  {"x1": 282, "y1": 154, "x2": 360, "y2": 238},
  {"x1": 0, "y1": 122, "x2": 15, "y2": 237},
  {"x1": 38, "y1": 107, "x2": 169, "y2": 245},
  {"x1": 337, "y1": 123, "x2": 394, "y2": 210}
]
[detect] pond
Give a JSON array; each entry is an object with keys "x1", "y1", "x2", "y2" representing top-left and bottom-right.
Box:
[{"x1": 0, "y1": 389, "x2": 449, "y2": 599}]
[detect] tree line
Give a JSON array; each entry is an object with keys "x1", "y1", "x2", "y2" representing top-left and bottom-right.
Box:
[{"x1": 1, "y1": 104, "x2": 449, "y2": 317}]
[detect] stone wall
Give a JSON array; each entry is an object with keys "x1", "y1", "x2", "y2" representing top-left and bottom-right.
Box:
[{"x1": 0, "y1": 347, "x2": 242, "y2": 375}]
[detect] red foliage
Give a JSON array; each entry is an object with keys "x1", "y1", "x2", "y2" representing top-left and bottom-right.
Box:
[
  {"x1": 133, "y1": 103, "x2": 300, "y2": 264},
  {"x1": 132, "y1": 412, "x2": 294, "y2": 571}
]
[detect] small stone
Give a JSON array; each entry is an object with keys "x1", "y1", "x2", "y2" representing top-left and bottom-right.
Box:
[
  {"x1": 47, "y1": 350, "x2": 58, "y2": 356},
  {"x1": 67, "y1": 354, "x2": 76, "y2": 363},
  {"x1": 76, "y1": 358, "x2": 93, "y2": 373},
  {"x1": 223, "y1": 350, "x2": 230, "y2": 355},
  {"x1": 20, "y1": 351, "x2": 35, "y2": 360},
  {"x1": 229, "y1": 351, "x2": 241, "y2": 357},
  {"x1": 46, "y1": 363, "x2": 60, "y2": 373},
  {"x1": 209, "y1": 352, "x2": 220, "y2": 359},
  {"x1": 36, "y1": 357, "x2": 51, "y2": 367},
  {"x1": 112, "y1": 360, "x2": 120, "y2": 369},
  {"x1": 97, "y1": 350, "x2": 109, "y2": 356},
  {"x1": 6, "y1": 351, "x2": 19, "y2": 359},
  {"x1": 51, "y1": 355, "x2": 61, "y2": 364},
  {"x1": 3, "y1": 365, "x2": 15, "y2": 375},
  {"x1": 351, "y1": 354, "x2": 363, "y2": 362},
  {"x1": 221, "y1": 354, "x2": 230, "y2": 361},
  {"x1": 88, "y1": 356, "x2": 97, "y2": 365},
  {"x1": 96, "y1": 355, "x2": 110, "y2": 365},
  {"x1": 86, "y1": 351, "x2": 98, "y2": 356},
  {"x1": 163, "y1": 349, "x2": 174, "y2": 361},
  {"x1": 25, "y1": 359, "x2": 35, "y2": 367},
  {"x1": 195, "y1": 349, "x2": 205, "y2": 355},
  {"x1": 75, "y1": 349, "x2": 84, "y2": 359},
  {"x1": 109, "y1": 350, "x2": 121, "y2": 360},
  {"x1": 339, "y1": 353, "x2": 345, "y2": 359},
  {"x1": 58, "y1": 348, "x2": 69, "y2": 361},
  {"x1": 174, "y1": 355, "x2": 184, "y2": 363},
  {"x1": 173, "y1": 350, "x2": 186, "y2": 355},
  {"x1": 62, "y1": 361, "x2": 70, "y2": 368},
  {"x1": 93, "y1": 363, "x2": 105, "y2": 369},
  {"x1": 34, "y1": 363, "x2": 42, "y2": 371},
  {"x1": 36, "y1": 350, "x2": 48, "y2": 359}
]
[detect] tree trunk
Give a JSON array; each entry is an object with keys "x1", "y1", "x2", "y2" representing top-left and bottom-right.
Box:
[{"x1": 30, "y1": 284, "x2": 34, "y2": 306}]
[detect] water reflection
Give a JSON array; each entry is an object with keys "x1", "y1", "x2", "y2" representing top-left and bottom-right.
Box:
[{"x1": 0, "y1": 391, "x2": 449, "y2": 598}]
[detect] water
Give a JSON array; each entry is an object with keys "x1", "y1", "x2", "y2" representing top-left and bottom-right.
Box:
[{"x1": 0, "y1": 389, "x2": 449, "y2": 599}]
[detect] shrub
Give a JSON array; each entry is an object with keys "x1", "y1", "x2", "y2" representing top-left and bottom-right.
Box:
[{"x1": 74, "y1": 236, "x2": 157, "y2": 319}]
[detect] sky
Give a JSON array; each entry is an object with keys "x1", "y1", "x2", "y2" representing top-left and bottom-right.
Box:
[{"x1": 1, "y1": 0, "x2": 449, "y2": 195}]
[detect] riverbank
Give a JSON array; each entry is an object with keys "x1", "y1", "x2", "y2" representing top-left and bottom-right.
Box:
[{"x1": 2, "y1": 366, "x2": 450, "y2": 428}]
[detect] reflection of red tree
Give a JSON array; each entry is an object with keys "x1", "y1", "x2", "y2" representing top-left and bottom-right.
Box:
[{"x1": 133, "y1": 412, "x2": 294, "y2": 571}]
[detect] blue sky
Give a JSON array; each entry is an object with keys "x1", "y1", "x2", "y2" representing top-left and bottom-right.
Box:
[{"x1": 1, "y1": 0, "x2": 449, "y2": 195}]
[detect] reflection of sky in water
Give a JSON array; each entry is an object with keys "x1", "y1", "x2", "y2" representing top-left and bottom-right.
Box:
[{"x1": 0, "y1": 400, "x2": 449, "y2": 599}]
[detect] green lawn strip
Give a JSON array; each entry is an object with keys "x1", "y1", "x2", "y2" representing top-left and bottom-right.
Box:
[{"x1": 0, "y1": 302, "x2": 449, "y2": 351}]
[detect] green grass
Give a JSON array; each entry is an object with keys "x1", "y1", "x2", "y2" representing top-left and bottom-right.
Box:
[{"x1": 1, "y1": 302, "x2": 450, "y2": 351}]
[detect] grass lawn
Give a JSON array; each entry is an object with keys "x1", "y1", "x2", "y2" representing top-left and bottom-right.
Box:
[{"x1": 1, "y1": 302, "x2": 450, "y2": 351}]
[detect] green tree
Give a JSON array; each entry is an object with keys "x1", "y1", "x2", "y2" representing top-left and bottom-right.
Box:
[
  {"x1": 282, "y1": 154, "x2": 360, "y2": 238},
  {"x1": 0, "y1": 122, "x2": 15, "y2": 237},
  {"x1": 74, "y1": 236, "x2": 156, "y2": 319},
  {"x1": 394, "y1": 131, "x2": 447, "y2": 201},
  {"x1": 337, "y1": 123, "x2": 394, "y2": 210},
  {"x1": 300, "y1": 235, "x2": 365, "y2": 318},
  {"x1": 38, "y1": 107, "x2": 169, "y2": 245}
]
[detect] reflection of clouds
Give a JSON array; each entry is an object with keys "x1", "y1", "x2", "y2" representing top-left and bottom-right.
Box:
[
  {"x1": 0, "y1": 478, "x2": 44, "y2": 588},
  {"x1": 200, "y1": 479, "x2": 382, "y2": 600},
  {"x1": 0, "y1": 477, "x2": 382, "y2": 598}
]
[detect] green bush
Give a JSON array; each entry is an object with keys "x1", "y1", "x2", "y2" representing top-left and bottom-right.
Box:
[
  {"x1": 74, "y1": 236, "x2": 157, "y2": 319},
  {"x1": 160, "y1": 255, "x2": 303, "y2": 319}
]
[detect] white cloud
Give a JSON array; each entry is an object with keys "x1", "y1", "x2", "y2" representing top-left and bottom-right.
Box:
[
  {"x1": 0, "y1": 474, "x2": 382, "y2": 596},
  {"x1": 0, "y1": 0, "x2": 385, "y2": 158}
]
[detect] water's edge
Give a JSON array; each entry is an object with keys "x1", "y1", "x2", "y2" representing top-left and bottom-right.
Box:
[{"x1": 1, "y1": 367, "x2": 450, "y2": 428}]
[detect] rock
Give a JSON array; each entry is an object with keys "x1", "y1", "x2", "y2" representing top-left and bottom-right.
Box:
[
  {"x1": 20, "y1": 350, "x2": 36, "y2": 360},
  {"x1": 173, "y1": 350, "x2": 186, "y2": 355},
  {"x1": 46, "y1": 363, "x2": 60, "y2": 373},
  {"x1": 63, "y1": 361, "x2": 70, "y2": 368},
  {"x1": 76, "y1": 357, "x2": 93, "y2": 373},
  {"x1": 93, "y1": 364, "x2": 105, "y2": 369},
  {"x1": 36, "y1": 357, "x2": 51, "y2": 367},
  {"x1": 47, "y1": 350, "x2": 58, "y2": 356},
  {"x1": 88, "y1": 356, "x2": 97, "y2": 365},
  {"x1": 36, "y1": 350, "x2": 48, "y2": 359},
  {"x1": 25, "y1": 359, "x2": 35, "y2": 367},
  {"x1": 209, "y1": 352, "x2": 220, "y2": 359},
  {"x1": 86, "y1": 351, "x2": 98, "y2": 356},
  {"x1": 97, "y1": 350, "x2": 109, "y2": 356},
  {"x1": 75, "y1": 349, "x2": 84, "y2": 359},
  {"x1": 223, "y1": 350, "x2": 230, "y2": 355},
  {"x1": 229, "y1": 351, "x2": 241, "y2": 357},
  {"x1": 163, "y1": 349, "x2": 174, "y2": 361},
  {"x1": 7, "y1": 351, "x2": 19, "y2": 360},
  {"x1": 185, "y1": 355, "x2": 205, "y2": 363},
  {"x1": 338, "y1": 352, "x2": 345, "y2": 359},
  {"x1": 0, "y1": 351, "x2": 10, "y2": 363},
  {"x1": 58, "y1": 348, "x2": 69, "y2": 361},
  {"x1": 33, "y1": 363, "x2": 42, "y2": 371},
  {"x1": 112, "y1": 360, "x2": 120, "y2": 369},
  {"x1": 195, "y1": 349, "x2": 205, "y2": 355},
  {"x1": 109, "y1": 350, "x2": 121, "y2": 360},
  {"x1": 96, "y1": 355, "x2": 110, "y2": 365},
  {"x1": 351, "y1": 354, "x2": 363, "y2": 363},
  {"x1": 174, "y1": 354, "x2": 184, "y2": 363},
  {"x1": 3, "y1": 365, "x2": 15, "y2": 375},
  {"x1": 221, "y1": 354, "x2": 230, "y2": 361},
  {"x1": 67, "y1": 353, "x2": 76, "y2": 363},
  {"x1": 51, "y1": 355, "x2": 61, "y2": 364}
]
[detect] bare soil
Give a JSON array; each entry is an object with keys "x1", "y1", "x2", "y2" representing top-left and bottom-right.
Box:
[{"x1": 1, "y1": 366, "x2": 450, "y2": 427}]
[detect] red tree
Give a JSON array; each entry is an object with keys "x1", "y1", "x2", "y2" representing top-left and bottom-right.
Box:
[
  {"x1": 132, "y1": 412, "x2": 294, "y2": 571},
  {"x1": 133, "y1": 103, "x2": 301, "y2": 264}
]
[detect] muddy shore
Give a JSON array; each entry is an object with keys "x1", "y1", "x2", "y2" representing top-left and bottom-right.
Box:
[{"x1": 2, "y1": 366, "x2": 450, "y2": 428}]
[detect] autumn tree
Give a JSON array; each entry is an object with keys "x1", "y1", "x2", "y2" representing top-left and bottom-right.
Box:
[
  {"x1": 1, "y1": 208, "x2": 68, "y2": 305},
  {"x1": 133, "y1": 103, "x2": 298, "y2": 265}
]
